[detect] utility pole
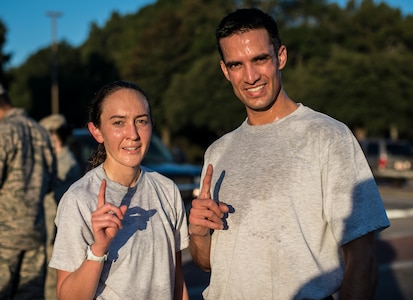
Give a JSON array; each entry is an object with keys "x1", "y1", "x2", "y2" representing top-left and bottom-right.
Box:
[{"x1": 46, "y1": 11, "x2": 62, "y2": 114}]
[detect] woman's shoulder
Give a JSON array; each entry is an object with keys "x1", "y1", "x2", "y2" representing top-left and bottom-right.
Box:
[
  {"x1": 140, "y1": 166, "x2": 176, "y2": 188},
  {"x1": 61, "y1": 167, "x2": 102, "y2": 202}
]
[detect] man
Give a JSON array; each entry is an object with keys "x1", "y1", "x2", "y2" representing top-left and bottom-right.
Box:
[
  {"x1": 0, "y1": 84, "x2": 56, "y2": 299},
  {"x1": 39, "y1": 114, "x2": 81, "y2": 202},
  {"x1": 188, "y1": 8, "x2": 390, "y2": 300},
  {"x1": 39, "y1": 114, "x2": 81, "y2": 300}
]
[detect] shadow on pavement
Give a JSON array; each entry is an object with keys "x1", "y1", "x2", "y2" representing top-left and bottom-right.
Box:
[
  {"x1": 183, "y1": 260, "x2": 210, "y2": 300},
  {"x1": 375, "y1": 239, "x2": 405, "y2": 300}
]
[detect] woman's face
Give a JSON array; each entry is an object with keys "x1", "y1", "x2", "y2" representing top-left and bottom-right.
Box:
[{"x1": 89, "y1": 88, "x2": 152, "y2": 171}]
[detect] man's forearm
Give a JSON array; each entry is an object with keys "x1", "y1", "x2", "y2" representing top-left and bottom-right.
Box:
[
  {"x1": 340, "y1": 259, "x2": 377, "y2": 299},
  {"x1": 340, "y1": 233, "x2": 378, "y2": 299},
  {"x1": 189, "y1": 234, "x2": 212, "y2": 272}
]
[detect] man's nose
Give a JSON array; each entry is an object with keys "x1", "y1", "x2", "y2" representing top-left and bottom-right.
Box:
[{"x1": 244, "y1": 64, "x2": 260, "y2": 84}]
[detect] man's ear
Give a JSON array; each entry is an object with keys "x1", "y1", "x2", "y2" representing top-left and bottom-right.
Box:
[
  {"x1": 220, "y1": 60, "x2": 231, "y2": 81},
  {"x1": 277, "y1": 45, "x2": 287, "y2": 70},
  {"x1": 88, "y1": 122, "x2": 104, "y2": 144}
]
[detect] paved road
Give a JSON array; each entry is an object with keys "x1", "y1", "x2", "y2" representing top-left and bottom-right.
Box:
[
  {"x1": 374, "y1": 184, "x2": 413, "y2": 300},
  {"x1": 183, "y1": 183, "x2": 413, "y2": 299}
]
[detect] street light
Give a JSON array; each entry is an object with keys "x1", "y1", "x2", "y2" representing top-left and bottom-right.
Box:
[{"x1": 46, "y1": 11, "x2": 62, "y2": 114}]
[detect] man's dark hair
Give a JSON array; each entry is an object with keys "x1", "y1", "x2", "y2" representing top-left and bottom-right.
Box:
[
  {"x1": 52, "y1": 125, "x2": 72, "y2": 146},
  {"x1": 215, "y1": 8, "x2": 282, "y2": 61},
  {"x1": 0, "y1": 85, "x2": 11, "y2": 108}
]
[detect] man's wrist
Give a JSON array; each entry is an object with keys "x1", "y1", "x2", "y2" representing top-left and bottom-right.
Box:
[{"x1": 189, "y1": 229, "x2": 211, "y2": 238}]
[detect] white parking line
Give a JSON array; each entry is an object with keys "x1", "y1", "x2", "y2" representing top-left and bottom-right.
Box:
[
  {"x1": 379, "y1": 260, "x2": 413, "y2": 271},
  {"x1": 386, "y1": 208, "x2": 413, "y2": 219}
]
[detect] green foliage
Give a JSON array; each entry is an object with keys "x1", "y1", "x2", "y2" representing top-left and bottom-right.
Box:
[
  {"x1": 4, "y1": 0, "x2": 413, "y2": 161},
  {"x1": 283, "y1": 0, "x2": 413, "y2": 139},
  {"x1": 8, "y1": 41, "x2": 119, "y2": 124},
  {"x1": 0, "y1": 19, "x2": 11, "y2": 86}
]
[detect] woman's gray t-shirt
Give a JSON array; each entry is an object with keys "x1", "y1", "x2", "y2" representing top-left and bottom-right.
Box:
[{"x1": 49, "y1": 164, "x2": 189, "y2": 299}]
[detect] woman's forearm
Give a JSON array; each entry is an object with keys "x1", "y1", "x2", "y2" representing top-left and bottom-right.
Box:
[{"x1": 57, "y1": 260, "x2": 104, "y2": 300}]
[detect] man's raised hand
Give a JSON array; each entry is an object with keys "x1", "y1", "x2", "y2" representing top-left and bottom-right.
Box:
[{"x1": 189, "y1": 164, "x2": 229, "y2": 235}]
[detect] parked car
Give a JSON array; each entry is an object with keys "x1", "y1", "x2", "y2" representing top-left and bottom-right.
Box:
[
  {"x1": 68, "y1": 128, "x2": 201, "y2": 206},
  {"x1": 358, "y1": 139, "x2": 413, "y2": 183}
]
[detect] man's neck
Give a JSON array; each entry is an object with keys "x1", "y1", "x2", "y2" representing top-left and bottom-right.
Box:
[
  {"x1": 246, "y1": 94, "x2": 298, "y2": 126},
  {"x1": 0, "y1": 105, "x2": 13, "y2": 121}
]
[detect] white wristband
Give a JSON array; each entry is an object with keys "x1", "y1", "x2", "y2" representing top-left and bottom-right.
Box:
[{"x1": 85, "y1": 245, "x2": 108, "y2": 263}]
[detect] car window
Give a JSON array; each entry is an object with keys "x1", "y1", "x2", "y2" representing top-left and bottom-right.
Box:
[
  {"x1": 142, "y1": 134, "x2": 175, "y2": 165},
  {"x1": 366, "y1": 143, "x2": 379, "y2": 155},
  {"x1": 386, "y1": 143, "x2": 413, "y2": 156}
]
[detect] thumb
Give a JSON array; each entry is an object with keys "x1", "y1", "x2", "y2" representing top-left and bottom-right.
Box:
[{"x1": 120, "y1": 205, "x2": 128, "y2": 215}]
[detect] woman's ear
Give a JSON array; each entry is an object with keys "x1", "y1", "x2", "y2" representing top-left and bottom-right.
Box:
[{"x1": 88, "y1": 122, "x2": 104, "y2": 144}]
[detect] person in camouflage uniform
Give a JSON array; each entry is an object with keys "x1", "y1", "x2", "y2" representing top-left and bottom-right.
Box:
[
  {"x1": 0, "y1": 84, "x2": 56, "y2": 299},
  {"x1": 39, "y1": 114, "x2": 81, "y2": 300}
]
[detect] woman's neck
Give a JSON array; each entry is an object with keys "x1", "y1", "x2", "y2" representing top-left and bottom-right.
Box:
[{"x1": 102, "y1": 162, "x2": 141, "y2": 187}]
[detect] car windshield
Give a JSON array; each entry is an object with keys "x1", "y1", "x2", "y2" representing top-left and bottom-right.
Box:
[{"x1": 142, "y1": 134, "x2": 175, "y2": 165}]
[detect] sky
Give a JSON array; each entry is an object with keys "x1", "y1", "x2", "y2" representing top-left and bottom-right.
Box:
[{"x1": 1, "y1": 0, "x2": 412, "y2": 68}]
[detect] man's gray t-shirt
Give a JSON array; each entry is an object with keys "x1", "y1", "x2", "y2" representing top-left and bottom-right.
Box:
[
  {"x1": 49, "y1": 164, "x2": 189, "y2": 299},
  {"x1": 201, "y1": 104, "x2": 389, "y2": 299}
]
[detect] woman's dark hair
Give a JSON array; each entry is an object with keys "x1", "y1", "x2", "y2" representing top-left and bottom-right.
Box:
[
  {"x1": 215, "y1": 8, "x2": 282, "y2": 61},
  {"x1": 87, "y1": 80, "x2": 153, "y2": 171}
]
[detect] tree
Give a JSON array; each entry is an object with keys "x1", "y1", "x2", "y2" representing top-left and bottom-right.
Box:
[
  {"x1": 0, "y1": 19, "x2": 11, "y2": 87},
  {"x1": 4, "y1": 0, "x2": 413, "y2": 161},
  {"x1": 283, "y1": 0, "x2": 413, "y2": 139}
]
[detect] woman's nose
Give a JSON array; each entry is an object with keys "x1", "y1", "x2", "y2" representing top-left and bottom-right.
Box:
[{"x1": 127, "y1": 123, "x2": 139, "y2": 140}]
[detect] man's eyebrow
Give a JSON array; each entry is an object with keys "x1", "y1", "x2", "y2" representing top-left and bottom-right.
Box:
[
  {"x1": 225, "y1": 53, "x2": 273, "y2": 67},
  {"x1": 252, "y1": 53, "x2": 272, "y2": 61},
  {"x1": 135, "y1": 113, "x2": 149, "y2": 118},
  {"x1": 109, "y1": 115, "x2": 126, "y2": 120},
  {"x1": 225, "y1": 60, "x2": 240, "y2": 68},
  {"x1": 109, "y1": 113, "x2": 149, "y2": 120}
]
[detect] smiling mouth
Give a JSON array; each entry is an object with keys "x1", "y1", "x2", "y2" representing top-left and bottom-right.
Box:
[
  {"x1": 123, "y1": 146, "x2": 140, "y2": 151},
  {"x1": 246, "y1": 85, "x2": 264, "y2": 93}
]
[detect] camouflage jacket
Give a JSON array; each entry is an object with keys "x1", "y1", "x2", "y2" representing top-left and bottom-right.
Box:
[{"x1": 0, "y1": 108, "x2": 56, "y2": 249}]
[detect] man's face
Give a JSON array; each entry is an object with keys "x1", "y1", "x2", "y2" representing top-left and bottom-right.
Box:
[{"x1": 219, "y1": 28, "x2": 287, "y2": 116}]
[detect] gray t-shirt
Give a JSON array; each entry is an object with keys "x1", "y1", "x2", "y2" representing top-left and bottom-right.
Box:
[
  {"x1": 49, "y1": 164, "x2": 189, "y2": 299},
  {"x1": 201, "y1": 104, "x2": 389, "y2": 299}
]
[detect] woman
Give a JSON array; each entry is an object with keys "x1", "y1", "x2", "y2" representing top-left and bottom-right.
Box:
[{"x1": 49, "y1": 80, "x2": 189, "y2": 300}]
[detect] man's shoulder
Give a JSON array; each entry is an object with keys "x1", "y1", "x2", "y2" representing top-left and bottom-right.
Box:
[
  {"x1": 208, "y1": 124, "x2": 243, "y2": 150},
  {"x1": 1, "y1": 111, "x2": 43, "y2": 133},
  {"x1": 299, "y1": 104, "x2": 339, "y2": 122},
  {"x1": 298, "y1": 104, "x2": 350, "y2": 134}
]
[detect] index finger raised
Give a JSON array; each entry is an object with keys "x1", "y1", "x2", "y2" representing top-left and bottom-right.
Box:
[
  {"x1": 97, "y1": 179, "x2": 107, "y2": 208},
  {"x1": 199, "y1": 164, "x2": 213, "y2": 200}
]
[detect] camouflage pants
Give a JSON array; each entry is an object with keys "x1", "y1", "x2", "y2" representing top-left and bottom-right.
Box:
[
  {"x1": 0, "y1": 245, "x2": 46, "y2": 300},
  {"x1": 44, "y1": 193, "x2": 58, "y2": 300}
]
